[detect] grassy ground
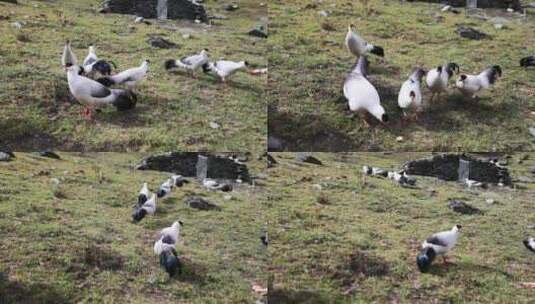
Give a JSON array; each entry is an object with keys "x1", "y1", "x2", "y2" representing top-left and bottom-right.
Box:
[
  {"x1": 0, "y1": 0, "x2": 266, "y2": 152},
  {"x1": 0, "y1": 153, "x2": 268, "y2": 303},
  {"x1": 268, "y1": 0, "x2": 535, "y2": 151},
  {"x1": 266, "y1": 152, "x2": 535, "y2": 303}
]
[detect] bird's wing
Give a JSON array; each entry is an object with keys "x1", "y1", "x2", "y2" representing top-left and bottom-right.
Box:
[
  {"x1": 161, "y1": 234, "x2": 175, "y2": 245},
  {"x1": 83, "y1": 55, "x2": 97, "y2": 67},
  {"x1": 426, "y1": 234, "x2": 449, "y2": 247},
  {"x1": 180, "y1": 54, "x2": 200, "y2": 65},
  {"x1": 78, "y1": 76, "x2": 112, "y2": 98}
]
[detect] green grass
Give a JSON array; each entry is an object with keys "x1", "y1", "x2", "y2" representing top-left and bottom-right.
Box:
[
  {"x1": 268, "y1": 0, "x2": 535, "y2": 151},
  {"x1": 0, "y1": 153, "x2": 268, "y2": 303},
  {"x1": 0, "y1": 0, "x2": 267, "y2": 152},
  {"x1": 266, "y1": 152, "x2": 535, "y2": 303}
]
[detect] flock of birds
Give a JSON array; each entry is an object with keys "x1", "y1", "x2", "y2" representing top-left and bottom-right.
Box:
[
  {"x1": 131, "y1": 173, "x2": 267, "y2": 277},
  {"x1": 61, "y1": 41, "x2": 260, "y2": 120},
  {"x1": 343, "y1": 24, "x2": 533, "y2": 126},
  {"x1": 133, "y1": 175, "x2": 189, "y2": 276},
  {"x1": 361, "y1": 164, "x2": 534, "y2": 272}
]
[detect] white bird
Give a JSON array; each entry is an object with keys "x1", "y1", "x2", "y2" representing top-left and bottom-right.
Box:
[
  {"x1": 202, "y1": 60, "x2": 249, "y2": 83},
  {"x1": 97, "y1": 60, "x2": 150, "y2": 88},
  {"x1": 66, "y1": 65, "x2": 137, "y2": 119},
  {"x1": 138, "y1": 182, "x2": 150, "y2": 207},
  {"x1": 425, "y1": 62, "x2": 459, "y2": 101},
  {"x1": 157, "y1": 178, "x2": 173, "y2": 198},
  {"x1": 61, "y1": 40, "x2": 78, "y2": 68},
  {"x1": 465, "y1": 178, "x2": 484, "y2": 188},
  {"x1": 362, "y1": 165, "x2": 372, "y2": 175},
  {"x1": 154, "y1": 221, "x2": 183, "y2": 255},
  {"x1": 164, "y1": 49, "x2": 209, "y2": 77},
  {"x1": 83, "y1": 45, "x2": 97, "y2": 67},
  {"x1": 132, "y1": 193, "x2": 156, "y2": 222},
  {"x1": 345, "y1": 24, "x2": 384, "y2": 58},
  {"x1": 343, "y1": 56, "x2": 388, "y2": 126},
  {"x1": 398, "y1": 68, "x2": 426, "y2": 120},
  {"x1": 417, "y1": 225, "x2": 462, "y2": 272},
  {"x1": 455, "y1": 65, "x2": 502, "y2": 99},
  {"x1": 524, "y1": 237, "x2": 535, "y2": 253}
]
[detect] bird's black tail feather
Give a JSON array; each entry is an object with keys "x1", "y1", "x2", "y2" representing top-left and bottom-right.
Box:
[
  {"x1": 159, "y1": 250, "x2": 182, "y2": 277},
  {"x1": 416, "y1": 247, "x2": 436, "y2": 273},
  {"x1": 520, "y1": 56, "x2": 535, "y2": 68},
  {"x1": 164, "y1": 59, "x2": 178, "y2": 70},
  {"x1": 201, "y1": 63, "x2": 211, "y2": 73},
  {"x1": 112, "y1": 90, "x2": 137, "y2": 111},
  {"x1": 97, "y1": 76, "x2": 115, "y2": 87}
]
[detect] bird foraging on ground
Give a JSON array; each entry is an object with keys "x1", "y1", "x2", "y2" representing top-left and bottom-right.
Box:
[
  {"x1": 81, "y1": 45, "x2": 116, "y2": 77},
  {"x1": 398, "y1": 68, "x2": 427, "y2": 121},
  {"x1": 83, "y1": 45, "x2": 97, "y2": 67},
  {"x1": 97, "y1": 60, "x2": 149, "y2": 88},
  {"x1": 61, "y1": 40, "x2": 78, "y2": 68},
  {"x1": 343, "y1": 56, "x2": 388, "y2": 127},
  {"x1": 154, "y1": 221, "x2": 183, "y2": 277},
  {"x1": 417, "y1": 225, "x2": 462, "y2": 273},
  {"x1": 260, "y1": 231, "x2": 268, "y2": 247},
  {"x1": 520, "y1": 56, "x2": 535, "y2": 68},
  {"x1": 132, "y1": 193, "x2": 156, "y2": 222},
  {"x1": 157, "y1": 178, "x2": 173, "y2": 198},
  {"x1": 345, "y1": 24, "x2": 384, "y2": 58},
  {"x1": 523, "y1": 237, "x2": 535, "y2": 253},
  {"x1": 455, "y1": 65, "x2": 502, "y2": 99},
  {"x1": 66, "y1": 65, "x2": 137, "y2": 120},
  {"x1": 201, "y1": 60, "x2": 249, "y2": 83},
  {"x1": 425, "y1": 62, "x2": 459, "y2": 102},
  {"x1": 138, "y1": 182, "x2": 150, "y2": 207},
  {"x1": 165, "y1": 49, "x2": 209, "y2": 78}
]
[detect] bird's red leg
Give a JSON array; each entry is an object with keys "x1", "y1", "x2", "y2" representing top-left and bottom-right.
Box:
[{"x1": 442, "y1": 256, "x2": 449, "y2": 266}]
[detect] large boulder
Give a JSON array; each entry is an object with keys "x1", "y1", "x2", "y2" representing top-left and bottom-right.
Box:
[
  {"x1": 407, "y1": 0, "x2": 522, "y2": 10},
  {"x1": 100, "y1": 0, "x2": 208, "y2": 22}
]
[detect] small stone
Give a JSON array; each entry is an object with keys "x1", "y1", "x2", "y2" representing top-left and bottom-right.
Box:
[
  {"x1": 209, "y1": 121, "x2": 220, "y2": 129},
  {"x1": 0, "y1": 151, "x2": 14, "y2": 162},
  {"x1": 507, "y1": 8, "x2": 514, "y2": 12},
  {"x1": 134, "y1": 16, "x2": 144, "y2": 23},
  {"x1": 485, "y1": 198, "x2": 495, "y2": 205},
  {"x1": 182, "y1": 34, "x2": 191, "y2": 39},
  {"x1": 529, "y1": 127, "x2": 535, "y2": 138},
  {"x1": 441, "y1": 5, "x2": 451, "y2": 12},
  {"x1": 396, "y1": 136, "x2": 404, "y2": 142},
  {"x1": 50, "y1": 178, "x2": 60, "y2": 186},
  {"x1": 494, "y1": 23, "x2": 504, "y2": 29},
  {"x1": 448, "y1": 200, "x2": 482, "y2": 215},
  {"x1": 318, "y1": 10, "x2": 329, "y2": 17},
  {"x1": 312, "y1": 184, "x2": 322, "y2": 191},
  {"x1": 223, "y1": 195, "x2": 233, "y2": 201},
  {"x1": 224, "y1": 4, "x2": 239, "y2": 11}
]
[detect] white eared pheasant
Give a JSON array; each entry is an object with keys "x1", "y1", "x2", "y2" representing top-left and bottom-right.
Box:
[
  {"x1": 345, "y1": 24, "x2": 384, "y2": 58},
  {"x1": 455, "y1": 65, "x2": 502, "y2": 99},
  {"x1": 398, "y1": 68, "x2": 426, "y2": 120},
  {"x1": 202, "y1": 60, "x2": 249, "y2": 83},
  {"x1": 417, "y1": 225, "x2": 462, "y2": 272},
  {"x1": 425, "y1": 62, "x2": 459, "y2": 102},
  {"x1": 97, "y1": 60, "x2": 149, "y2": 88},
  {"x1": 165, "y1": 49, "x2": 209, "y2": 77}
]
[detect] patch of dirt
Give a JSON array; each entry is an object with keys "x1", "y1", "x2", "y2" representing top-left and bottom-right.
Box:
[{"x1": 332, "y1": 251, "x2": 390, "y2": 289}]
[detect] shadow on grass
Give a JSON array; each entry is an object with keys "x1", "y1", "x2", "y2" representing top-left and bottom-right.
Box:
[
  {"x1": 0, "y1": 272, "x2": 71, "y2": 304},
  {"x1": 426, "y1": 261, "x2": 513, "y2": 279}
]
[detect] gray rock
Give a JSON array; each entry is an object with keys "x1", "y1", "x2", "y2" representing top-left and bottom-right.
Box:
[
  {"x1": 0, "y1": 151, "x2": 14, "y2": 162},
  {"x1": 448, "y1": 200, "x2": 482, "y2": 215},
  {"x1": 456, "y1": 26, "x2": 490, "y2": 40},
  {"x1": 38, "y1": 151, "x2": 60, "y2": 160},
  {"x1": 185, "y1": 196, "x2": 221, "y2": 211},
  {"x1": 268, "y1": 136, "x2": 284, "y2": 151},
  {"x1": 248, "y1": 26, "x2": 267, "y2": 38},
  {"x1": 529, "y1": 127, "x2": 535, "y2": 138},
  {"x1": 147, "y1": 36, "x2": 178, "y2": 48},
  {"x1": 296, "y1": 153, "x2": 322, "y2": 165},
  {"x1": 224, "y1": 4, "x2": 239, "y2": 11}
]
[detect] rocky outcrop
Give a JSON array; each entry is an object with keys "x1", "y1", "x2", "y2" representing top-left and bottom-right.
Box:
[
  {"x1": 100, "y1": 0, "x2": 208, "y2": 22},
  {"x1": 403, "y1": 154, "x2": 511, "y2": 185},
  {"x1": 137, "y1": 152, "x2": 251, "y2": 183},
  {"x1": 407, "y1": 0, "x2": 522, "y2": 10}
]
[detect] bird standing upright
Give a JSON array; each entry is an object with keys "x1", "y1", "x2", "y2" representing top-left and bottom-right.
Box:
[
  {"x1": 425, "y1": 62, "x2": 459, "y2": 102},
  {"x1": 398, "y1": 67, "x2": 427, "y2": 121},
  {"x1": 61, "y1": 40, "x2": 78, "y2": 68}
]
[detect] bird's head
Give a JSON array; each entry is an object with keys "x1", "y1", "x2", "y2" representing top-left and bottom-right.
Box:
[
  {"x1": 143, "y1": 59, "x2": 151, "y2": 65},
  {"x1": 456, "y1": 75, "x2": 467, "y2": 88},
  {"x1": 416, "y1": 247, "x2": 436, "y2": 273},
  {"x1": 159, "y1": 251, "x2": 180, "y2": 277},
  {"x1": 173, "y1": 220, "x2": 184, "y2": 228},
  {"x1": 132, "y1": 208, "x2": 147, "y2": 222},
  {"x1": 348, "y1": 24, "x2": 356, "y2": 31},
  {"x1": 453, "y1": 224, "x2": 462, "y2": 232},
  {"x1": 89, "y1": 45, "x2": 95, "y2": 52},
  {"x1": 411, "y1": 68, "x2": 427, "y2": 81},
  {"x1": 202, "y1": 62, "x2": 212, "y2": 73},
  {"x1": 156, "y1": 189, "x2": 166, "y2": 198},
  {"x1": 446, "y1": 62, "x2": 460, "y2": 75},
  {"x1": 244, "y1": 61, "x2": 250, "y2": 67}
]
